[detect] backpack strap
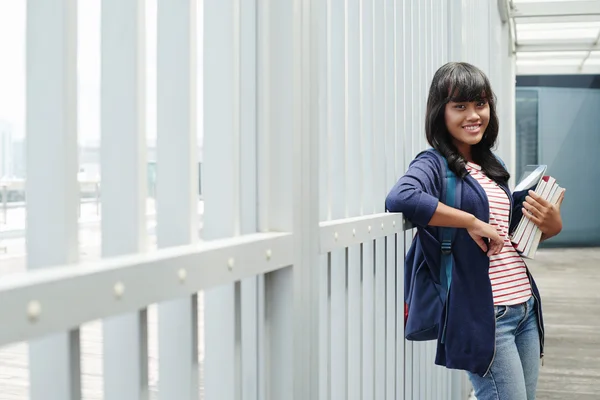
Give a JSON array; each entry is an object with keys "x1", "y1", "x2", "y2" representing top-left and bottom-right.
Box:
[
  {"x1": 425, "y1": 149, "x2": 462, "y2": 344},
  {"x1": 420, "y1": 148, "x2": 462, "y2": 292},
  {"x1": 440, "y1": 155, "x2": 457, "y2": 292}
]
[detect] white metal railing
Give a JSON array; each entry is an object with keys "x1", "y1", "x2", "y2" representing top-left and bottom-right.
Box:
[{"x1": 0, "y1": 0, "x2": 514, "y2": 399}]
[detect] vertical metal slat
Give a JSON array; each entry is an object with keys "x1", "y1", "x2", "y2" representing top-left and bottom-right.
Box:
[
  {"x1": 101, "y1": 0, "x2": 149, "y2": 398},
  {"x1": 346, "y1": 0, "x2": 362, "y2": 398},
  {"x1": 239, "y1": 0, "x2": 259, "y2": 398},
  {"x1": 26, "y1": 1, "x2": 81, "y2": 399},
  {"x1": 156, "y1": 1, "x2": 200, "y2": 399},
  {"x1": 360, "y1": 0, "x2": 375, "y2": 397},
  {"x1": 328, "y1": 0, "x2": 347, "y2": 398},
  {"x1": 204, "y1": 0, "x2": 239, "y2": 399},
  {"x1": 260, "y1": 0, "x2": 295, "y2": 397}
]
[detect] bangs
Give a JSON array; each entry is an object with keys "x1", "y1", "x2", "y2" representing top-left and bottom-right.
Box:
[{"x1": 444, "y1": 64, "x2": 491, "y2": 103}]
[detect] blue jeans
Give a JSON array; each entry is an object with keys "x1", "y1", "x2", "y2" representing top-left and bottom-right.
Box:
[{"x1": 467, "y1": 296, "x2": 541, "y2": 400}]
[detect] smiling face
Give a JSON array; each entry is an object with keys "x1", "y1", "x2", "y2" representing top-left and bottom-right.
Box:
[
  {"x1": 444, "y1": 99, "x2": 490, "y2": 161},
  {"x1": 425, "y1": 63, "x2": 499, "y2": 163}
]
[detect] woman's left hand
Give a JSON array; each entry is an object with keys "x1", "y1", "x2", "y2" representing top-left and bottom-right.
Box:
[{"x1": 523, "y1": 189, "x2": 565, "y2": 240}]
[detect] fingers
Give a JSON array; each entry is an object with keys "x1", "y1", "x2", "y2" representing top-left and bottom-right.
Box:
[
  {"x1": 524, "y1": 195, "x2": 544, "y2": 213},
  {"x1": 474, "y1": 237, "x2": 488, "y2": 253},
  {"x1": 523, "y1": 207, "x2": 542, "y2": 226},
  {"x1": 524, "y1": 193, "x2": 553, "y2": 220},
  {"x1": 523, "y1": 200, "x2": 542, "y2": 219},
  {"x1": 488, "y1": 238, "x2": 503, "y2": 256},
  {"x1": 527, "y1": 190, "x2": 551, "y2": 208}
]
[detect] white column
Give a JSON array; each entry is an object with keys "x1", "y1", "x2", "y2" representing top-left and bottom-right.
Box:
[
  {"x1": 360, "y1": 0, "x2": 375, "y2": 398},
  {"x1": 100, "y1": 0, "x2": 149, "y2": 399},
  {"x1": 316, "y1": 0, "x2": 330, "y2": 398},
  {"x1": 384, "y1": 0, "x2": 396, "y2": 398},
  {"x1": 373, "y1": 0, "x2": 386, "y2": 397},
  {"x1": 410, "y1": 0, "x2": 423, "y2": 396},
  {"x1": 257, "y1": 0, "x2": 296, "y2": 398},
  {"x1": 156, "y1": 1, "x2": 200, "y2": 399},
  {"x1": 408, "y1": 0, "x2": 418, "y2": 160},
  {"x1": 346, "y1": 1, "x2": 362, "y2": 399},
  {"x1": 328, "y1": 0, "x2": 347, "y2": 398},
  {"x1": 495, "y1": 5, "x2": 517, "y2": 179},
  {"x1": 239, "y1": 0, "x2": 260, "y2": 398},
  {"x1": 26, "y1": 1, "x2": 80, "y2": 399},
  {"x1": 394, "y1": 1, "x2": 407, "y2": 398},
  {"x1": 203, "y1": 0, "x2": 239, "y2": 399},
  {"x1": 294, "y1": 1, "x2": 322, "y2": 398}
]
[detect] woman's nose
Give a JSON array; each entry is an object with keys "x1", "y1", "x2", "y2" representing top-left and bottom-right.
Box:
[{"x1": 467, "y1": 107, "x2": 480, "y2": 121}]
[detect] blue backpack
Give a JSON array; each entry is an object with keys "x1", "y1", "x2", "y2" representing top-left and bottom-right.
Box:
[
  {"x1": 404, "y1": 149, "x2": 462, "y2": 342},
  {"x1": 403, "y1": 149, "x2": 506, "y2": 342}
]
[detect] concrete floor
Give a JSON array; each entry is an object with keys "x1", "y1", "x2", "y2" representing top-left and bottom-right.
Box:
[{"x1": 527, "y1": 247, "x2": 600, "y2": 400}]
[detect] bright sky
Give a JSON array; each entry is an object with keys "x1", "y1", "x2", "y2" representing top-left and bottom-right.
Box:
[{"x1": 0, "y1": 0, "x2": 203, "y2": 143}]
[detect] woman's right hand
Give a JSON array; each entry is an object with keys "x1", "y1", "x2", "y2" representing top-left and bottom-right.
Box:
[
  {"x1": 427, "y1": 202, "x2": 504, "y2": 257},
  {"x1": 466, "y1": 219, "x2": 504, "y2": 256}
]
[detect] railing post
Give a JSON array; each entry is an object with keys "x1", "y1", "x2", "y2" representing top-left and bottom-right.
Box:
[
  {"x1": 384, "y1": 0, "x2": 398, "y2": 398},
  {"x1": 315, "y1": 0, "x2": 330, "y2": 398},
  {"x1": 256, "y1": 0, "x2": 298, "y2": 397},
  {"x1": 203, "y1": 1, "x2": 240, "y2": 399},
  {"x1": 155, "y1": 1, "x2": 201, "y2": 399},
  {"x1": 360, "y1": 0, "x2": 376, "y2": 398},
  {"x1": 394, "y1": 1, "x2": 407, "y2": 398},
  {"x1": 346, "y1": 1, "x2": 362, "y2": 399},
  {"x1": 100, "y1": 0, "x2": 150, "y2": 398},
  {"x1": 373, "y1": 0, "x2": 387, "y2": 398},
  {"x1": 239, "y1": 0, "x2": 260, "y2": 399},
  {"x1": 328, "y1": 0, "x2": 348, "y2": 398},
  {"x1": 26, "y1": 1, "x2": 81, "y2": 399}
]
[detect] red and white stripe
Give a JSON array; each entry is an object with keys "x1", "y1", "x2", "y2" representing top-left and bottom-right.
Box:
[{"x1": 466, "y1": 162, "x2": 532, "y2": 306}]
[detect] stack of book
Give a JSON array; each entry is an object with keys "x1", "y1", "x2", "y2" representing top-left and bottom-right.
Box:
[{"x1": 510, "y1": 176, "x2": 565, "y2": 259}]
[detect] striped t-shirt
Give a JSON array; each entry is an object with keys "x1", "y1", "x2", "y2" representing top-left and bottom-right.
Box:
[{"x1": 466, "y1": 162, "x2": 532, "y2": 306}]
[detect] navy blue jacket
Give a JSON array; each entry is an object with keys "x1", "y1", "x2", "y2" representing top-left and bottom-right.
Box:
[{"x1": 385, "y1": 150, "x2": 545, "y2": 376}]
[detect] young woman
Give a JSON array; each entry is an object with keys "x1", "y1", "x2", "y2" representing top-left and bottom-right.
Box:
[{"x1": 385, "y1": 62, "x2": 564, "y2": 400}]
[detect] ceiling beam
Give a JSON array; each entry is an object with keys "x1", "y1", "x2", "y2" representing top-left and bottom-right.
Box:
[
  {"x1": 511, "y1": 1, "x2": 600, "y2": 18},
  {"x1": 517, "y1": 42, "x2": 600, "y2": 52},
  {"x1": 516, "y1": 64, "x2": 600, "y2": 75},
  {"x1": 516, "y1": 15, "x2": 600, "y2": 24}
]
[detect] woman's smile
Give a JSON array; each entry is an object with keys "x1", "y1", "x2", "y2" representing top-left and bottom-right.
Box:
[{"x1": 463, "y1": 123, "x2": 482, "y2": 135}]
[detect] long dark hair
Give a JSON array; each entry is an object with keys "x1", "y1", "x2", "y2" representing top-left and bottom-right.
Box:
[{"x1": 425, "y1": 62, "x2": 509, "y2": 184}]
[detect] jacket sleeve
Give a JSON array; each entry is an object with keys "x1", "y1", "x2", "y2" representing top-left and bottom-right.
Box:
[{"x1": 385, "y1": 153, "x2": 443, "y2": 228}]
